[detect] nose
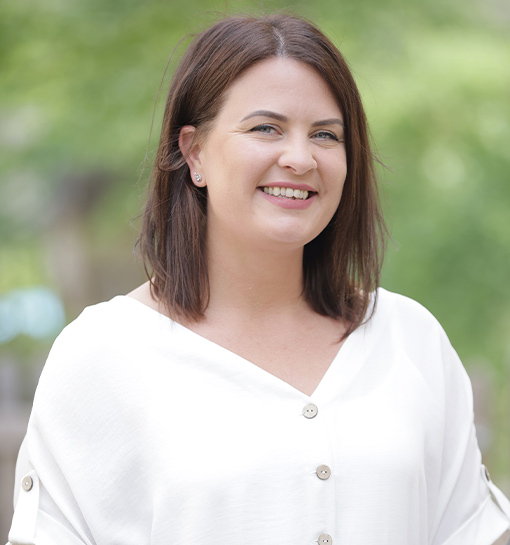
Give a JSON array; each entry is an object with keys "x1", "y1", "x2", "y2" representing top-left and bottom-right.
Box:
[{"x1": 277, "y1": 136, "x2": 318, "y2": 175}]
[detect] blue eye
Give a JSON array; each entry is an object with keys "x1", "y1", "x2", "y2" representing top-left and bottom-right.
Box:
[
  {"x1": 313, "y1": 131, "x2": 339, "y2": 141},
  {"x1": 250, "y1": 124, "x2": 277, "y2": 134}
]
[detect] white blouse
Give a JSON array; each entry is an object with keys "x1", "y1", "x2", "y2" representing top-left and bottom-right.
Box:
[{"x1": 7, "y1": 288, "x2": 510, "y2": 545}]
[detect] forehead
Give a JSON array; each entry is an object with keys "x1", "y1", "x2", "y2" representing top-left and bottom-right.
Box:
[{"x1": 216, "y1": 57, "x2": 342, "y2": 120}]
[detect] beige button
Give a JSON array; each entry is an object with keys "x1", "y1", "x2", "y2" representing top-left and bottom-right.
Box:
[
  {"x1": 303, "y1": 403, "x2": 318, "y2": 419},
  {"x1": 319, "y1": 534, "x2": 332, "y2": 544},
  {"x1": 316, "y1": 464, "x2": 331, "y2": 480},
  {"x1": 22, "y1": 476, "x2": 33, "y2": 492}
]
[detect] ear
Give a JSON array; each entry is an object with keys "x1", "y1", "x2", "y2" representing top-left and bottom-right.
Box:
[{"x1": 179, "y1": 125, "x2": 206, "y2": 187}]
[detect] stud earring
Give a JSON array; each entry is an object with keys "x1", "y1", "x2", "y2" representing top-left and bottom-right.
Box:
[{"x1": 194, "y1": 172, "x2": 202, "y2": 183}]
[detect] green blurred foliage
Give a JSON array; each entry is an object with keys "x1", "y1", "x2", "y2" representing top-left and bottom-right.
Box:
[{"x1": 0, "y1": 0, "x2": 509, "y2": 469}]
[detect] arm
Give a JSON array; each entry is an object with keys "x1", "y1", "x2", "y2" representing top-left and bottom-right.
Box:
[{"x1": 431, "y1": 332, "x2": 510, "y2": 545}]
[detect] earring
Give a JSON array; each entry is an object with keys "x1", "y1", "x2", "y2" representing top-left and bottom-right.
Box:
[{"x1": 194, "y1": 172, "x2": 202, "y2": 183}]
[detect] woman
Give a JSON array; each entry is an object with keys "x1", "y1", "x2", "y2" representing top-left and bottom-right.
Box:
[{"x1": 8, "y1": 13, "x2": 510, "y2": 545}]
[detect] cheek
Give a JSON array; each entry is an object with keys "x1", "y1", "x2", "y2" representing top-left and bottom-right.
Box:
[
  {"x1": 323, "y1": 159, "x2": 347, "y2": 197},
  {"x1": 237, "y1": 150, "x2": 276, "y2": 180}
]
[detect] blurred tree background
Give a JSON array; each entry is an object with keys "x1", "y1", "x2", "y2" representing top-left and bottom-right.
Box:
[{"x1": 0, "y1": 0, "x2": 509, "y2": 510}]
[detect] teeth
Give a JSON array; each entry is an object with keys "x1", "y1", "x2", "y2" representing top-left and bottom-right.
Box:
[{"x1": 262, "y1": 186, "x2": 310, "y2": 200}]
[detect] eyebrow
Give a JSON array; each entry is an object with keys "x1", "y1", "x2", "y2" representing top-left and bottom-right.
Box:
[
  {"x1": 312, "y1": 118, "x2": 344, "y2": 128},
  {"x1": 241, "y1": 110, "x2": 344, "y2": 127}
]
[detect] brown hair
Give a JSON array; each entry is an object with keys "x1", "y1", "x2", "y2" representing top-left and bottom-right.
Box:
[{"x1": 138, "y1": 13, "x2": 387, "y2": 335}]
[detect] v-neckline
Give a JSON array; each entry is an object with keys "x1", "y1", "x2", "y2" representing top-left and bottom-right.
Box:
[{"x1": 119, "y1": 295, "x2": 365, "y2": 400}]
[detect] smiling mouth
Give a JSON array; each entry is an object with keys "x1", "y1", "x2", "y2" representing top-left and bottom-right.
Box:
[{"x1": 261, "y1": 186, "x2": 313, "y2": 200}]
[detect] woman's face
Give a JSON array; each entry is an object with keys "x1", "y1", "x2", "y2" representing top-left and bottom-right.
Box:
[{"x1": 181, "y1": 57, "x2": 347, "y2": 253}]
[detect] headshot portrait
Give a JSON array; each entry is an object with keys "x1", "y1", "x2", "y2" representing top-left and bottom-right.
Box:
[{"x1": 1, "y1": 2, "x2": 509, "y2": 544}]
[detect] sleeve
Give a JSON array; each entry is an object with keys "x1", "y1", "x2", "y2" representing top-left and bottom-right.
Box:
[
  {"x1": 431, "y1": 331, "x2": 510, "y2": 545},
  {"x1": 6, "y1": 307, "x2": 152, "y2": 545},
  {"x1": 7, "y1": 443, "x2": 90, "y2": 545},
  {"x1": 6, "y1": 321, "x2": 101, "y2": 545}
]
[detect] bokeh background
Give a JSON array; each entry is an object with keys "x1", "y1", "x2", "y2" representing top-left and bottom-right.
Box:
[{"x1": 1, "y1": 0, "x2": 509, "y2": 538}]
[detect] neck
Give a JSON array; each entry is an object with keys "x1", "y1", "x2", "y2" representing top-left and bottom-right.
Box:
[{"x1": 205, "y1": 236, "x2": 307, "y2": 321}]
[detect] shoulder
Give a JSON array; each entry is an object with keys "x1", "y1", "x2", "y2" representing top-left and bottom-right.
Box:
[
  {"x1": 369, "y1": 287, "x2": 448, "y2": 345},
  {"x1": 24, "y1": 299, "x2": 168, "y2": 511},
  {"x1": 29, "y1": 296, "x2": 191, "y2": 448},
  {"x1": 34, "y1": 296, "x2": 176, "y2": 405},
  {"x1": 55, "y1": 295, "x2": 147, "y2": 341},
  {"x1": 373, "y1": 287, "x2": 440, "y2": 326},
  {"x1": 49, "y1": 295, "x2": 169, "y2": 359},
  {"x1": 365, "y1": 288, "x2": 468, "y2": 394}
]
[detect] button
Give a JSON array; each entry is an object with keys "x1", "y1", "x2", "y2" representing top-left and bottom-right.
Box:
[
  {"x1": 303, "y1": 403, "x2": 318, "y2": 418},
  {"x1": 316, "y1": 464, "x2": 331, "y2": 480},
  {"x1": 22, "y1": 476, "x2": 33, "y2": 492},
  {"x1": 319, "y1": 534, "x2": 332, "y2": 544}
]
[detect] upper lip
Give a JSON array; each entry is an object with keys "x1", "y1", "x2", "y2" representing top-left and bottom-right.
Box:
[{"x1": 259, "y1": 182, "x2": 316, "y2": 192}]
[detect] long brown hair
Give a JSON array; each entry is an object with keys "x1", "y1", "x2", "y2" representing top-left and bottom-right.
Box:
[{"x1": 138, "y1": 13, "x2": 387, "y2": 335}]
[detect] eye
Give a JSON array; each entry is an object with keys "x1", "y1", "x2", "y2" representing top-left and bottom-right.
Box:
[
  {"x1": 313, "y1": 130, "x2": 339, "y2": 141},
  {"x1": 249, "y1": 124, "x2": 278, "y2": 134}
]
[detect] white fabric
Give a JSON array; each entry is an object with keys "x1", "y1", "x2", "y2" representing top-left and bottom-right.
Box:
[{"x1": 7, "y1": 288, "x2": 510, "y2": 545}]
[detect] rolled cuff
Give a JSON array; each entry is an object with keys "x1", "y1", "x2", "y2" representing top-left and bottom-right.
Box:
[
  {"x1": 7, "y1": 469, "x2": 86, "y2": 545},
  {"x1": 443, "y1": 466, "x2": 510, "y2": 545}
]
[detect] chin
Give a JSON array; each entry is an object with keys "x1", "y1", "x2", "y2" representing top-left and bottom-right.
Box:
[{"x1": 266, "y1": 229, "x2": 322, "y2": 248}]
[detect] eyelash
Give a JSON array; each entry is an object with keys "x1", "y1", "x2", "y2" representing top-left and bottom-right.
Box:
[
  {"x1": 250, "y1": 124, "x2": 277, "y2": 134},
  {"x1": 250, "y1": 124, "x2": 339, "y2": 141},
  {"x1": 314, "y1": 131, "x2": 339, "y2": 141}
]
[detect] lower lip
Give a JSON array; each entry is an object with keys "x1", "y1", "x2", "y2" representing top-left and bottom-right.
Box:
[{"x1": 260, "y1": 190, "x2": 315, "y2": 210}]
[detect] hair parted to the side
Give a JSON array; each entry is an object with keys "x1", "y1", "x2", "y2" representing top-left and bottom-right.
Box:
[{"x1": 138, "y1": 13, "x2": 388, "y2": 336}]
